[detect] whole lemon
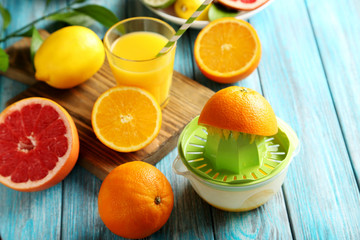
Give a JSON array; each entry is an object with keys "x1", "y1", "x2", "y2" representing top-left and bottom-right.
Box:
[
  {"x1": 174, "y1": 0, "x2": 211, "y2": 20},
  {"x1": 34, "y1": 26, "x2": 105, "y2": 89}
]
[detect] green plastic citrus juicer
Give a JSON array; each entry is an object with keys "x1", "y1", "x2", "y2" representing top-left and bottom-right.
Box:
[{"x1": 177, "y1": 116, "x2": 299, "y2": 186}]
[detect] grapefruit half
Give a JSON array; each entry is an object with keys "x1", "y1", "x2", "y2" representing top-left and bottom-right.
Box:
[
  {"x1": 0, "y1": 97, "x2": 79, "y2": 192},
  {"x1": 217, "y1": 0, "x2": 270, "y2": 11}
]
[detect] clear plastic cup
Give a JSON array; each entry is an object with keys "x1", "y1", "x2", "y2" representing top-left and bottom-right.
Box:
[{"x1": 104, "y1": 17, "x2": 176, "y2": 108}]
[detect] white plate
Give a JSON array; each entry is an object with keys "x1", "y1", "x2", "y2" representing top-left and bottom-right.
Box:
[{"x1": 142, "y1": 0, "x2": 274, "y2": 29}]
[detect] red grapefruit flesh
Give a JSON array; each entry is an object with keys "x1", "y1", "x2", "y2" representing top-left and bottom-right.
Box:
[
  {"x1": 217, "y1": 0, "x2": 270, "y2": 11},
  {"x1": 0, "y1": 97, "x2": 79, "y2": 192}
]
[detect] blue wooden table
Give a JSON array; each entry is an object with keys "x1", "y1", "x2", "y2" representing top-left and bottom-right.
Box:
[{"x1": 1, "y1": 0, "x2": 360, "y2": 239}]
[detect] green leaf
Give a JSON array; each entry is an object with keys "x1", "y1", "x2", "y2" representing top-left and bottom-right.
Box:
[
  {"x1": 30, "y1": 27, "x2": 43, "y2": 62},
  {"x1": 0, "y1": 3, "x2": 11, "y2": 30},
  {"x1": 14, "y1": 27, "x2": 34, "y2": 38},
  {"x1": 5, "y1": 26, "x2": 37, "y2": 39},
  {"x1": 45, "y1": 0, "x2": 53, "y2": 9},
  {"x1": 74, "y1": 4, "x2": 119, "y2": 28},
  {"x1": 47, "y1": 11, "x2": 94, "y2": 27},
  {"x1": 71, "y1": 0, "x2": 87, "y2": 5},
  {"x1": 0, "y1": 48, "x2": 9, "y2": 72}
]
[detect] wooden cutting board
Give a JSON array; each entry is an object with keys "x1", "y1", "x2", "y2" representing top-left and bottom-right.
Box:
[{"x1": 1, "y1": 32, "x2": 214, "y2": 180}]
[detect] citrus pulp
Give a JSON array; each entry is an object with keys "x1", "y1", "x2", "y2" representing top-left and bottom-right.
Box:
[
  {"x1": 218, "y1": 0, "x2": 270, "y2": 11},
  {"x1": 0, "y1": 97, "x2": 79, "y2": 191},
  {"x1": 91, "y1": 87, "x2": 162, "y2": 152},
  {"x1": 194, "y1": 17, "x2": 261, "y2": 83}
]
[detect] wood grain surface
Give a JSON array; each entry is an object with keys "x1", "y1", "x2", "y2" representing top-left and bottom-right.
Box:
[
  {"x1": 3, "y1": 33, "x2": 214, "y2": 180},
  {"x1": 1, "y1": 0, "x2": 360, "y2": 239},
  {"x1": 252, "y1": 0, "x2": 360, "y2": 238}
]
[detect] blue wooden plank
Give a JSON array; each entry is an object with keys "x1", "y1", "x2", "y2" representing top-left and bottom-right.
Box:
[
  {"x1": 305, "y1": 0, "x2": 360, "y2": 186},
  {"x1": 212, "y1": 191, "x2": 293, "y2": 240},
  {"x1": 250, "y1": 0, "x2": 360, "y2": 238},
  {"x1": 128, "y1": 1, "x2": 220, "y2": 237},
  {"x1": 60, "y1": 166, "x2": 117, "y2": 239},
  {"x1": 2, "y1": 0, "x2": 360, "y2": 239},
  {"x1": 0, "y1": 1, "x2": 66, "y2": 240},
  {"x1": 58, "y1": 1, "x2": 126, "y2": 239},
  {"x1": 60, "y1": 153, "x2": 215, "y2": 240},
  {"x1": 186, "y1": 5, "x2": 294, "y2": 239},
  {"x1": 155, "y1": 149, "x2": 215, "y2": 239},
  {"x1": 55, "y1": 1, "x2": 215, "y2": 239},
  {"x1": 59, "y1": 1, "x2": 128, "y2": 239},
  {"x1": 0, "y1": 0, "x2": 63, "y2": 108},
  {"x1": 0, "y1": 184, "x2": 63, "y2": 239}
]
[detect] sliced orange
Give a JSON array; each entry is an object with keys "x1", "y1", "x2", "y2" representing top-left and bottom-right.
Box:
[
  {"x1": 92, "y1": 87, "x2": 162, "y2": 152},
  {"x1": 194, "y1": 17, "x2": 261, "y2": 84}
]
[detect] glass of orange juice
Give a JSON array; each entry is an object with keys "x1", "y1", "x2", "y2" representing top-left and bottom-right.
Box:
[{"x1": 103, "y1": 17, "x2": 176, "y2": 108}]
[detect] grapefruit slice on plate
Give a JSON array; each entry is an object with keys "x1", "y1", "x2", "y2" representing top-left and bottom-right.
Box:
[
  {"x1": 0, "y1": 97, "x2": 79, "y2": 192},
  {"x1": 217, "y1": 0, "x2": 270, "y2": 11}
]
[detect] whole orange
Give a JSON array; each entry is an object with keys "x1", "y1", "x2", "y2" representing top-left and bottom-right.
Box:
[
  {"x1": 98, "y1": 161, "x2": 174, "y2": 239},
  {"x1": 198, "y1": 86, "x2": 277, "y2": 136}
]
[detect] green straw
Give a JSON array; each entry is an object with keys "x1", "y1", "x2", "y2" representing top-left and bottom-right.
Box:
[{"x1": 157, "y1": 0, "x2": 213, "y2": 56}]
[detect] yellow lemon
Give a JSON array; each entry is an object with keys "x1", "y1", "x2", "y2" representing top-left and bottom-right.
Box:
[
  {"x1": 34, "y1": 26, "x2": 105, "y2": 89},
  {"x1": 174, "y1": 0, "x2": 211, "y2": 20}
]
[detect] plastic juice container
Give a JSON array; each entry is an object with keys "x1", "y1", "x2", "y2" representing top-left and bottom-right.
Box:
[{"x1": 107, "y1": 31, "x2": 176, "y2": 107}]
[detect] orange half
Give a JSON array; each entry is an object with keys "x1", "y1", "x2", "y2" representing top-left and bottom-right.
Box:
[
  {"x1": 194, "y1": 17, "x2": 261, "y2": 83},
  {"x1": 198, "y1": 86, "x2": 278, "y2": 136},
  {"x1": 92, "y1": 87, "x2": 162, "y2": 152}
]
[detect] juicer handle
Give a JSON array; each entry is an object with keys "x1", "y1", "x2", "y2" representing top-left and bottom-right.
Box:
[{"x1": 172, "y1": 156, "x2": 190, "y2": 176}]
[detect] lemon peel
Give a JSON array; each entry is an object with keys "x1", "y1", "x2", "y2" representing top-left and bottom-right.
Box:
[{"x1": 34, "y1": 26, "x2": 105, "y2": 89}]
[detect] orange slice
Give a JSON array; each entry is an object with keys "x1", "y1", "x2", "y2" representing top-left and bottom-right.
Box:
[
  {"x1": 91, "y1": 87, "x2": 162, "y2": 152},
  {"x1": 194, "y1": 17, "x2": 261, "y2": 84}
]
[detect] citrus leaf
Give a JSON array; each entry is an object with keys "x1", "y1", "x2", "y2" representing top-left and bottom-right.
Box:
[
  {"x1": 30, "y1": 27, "x2": 43, "y2": 62},
  {"x1": 0, "y1": 3, "x2": 11, "y2": 30},
  {"x1": 71, "y1": 0, "x2": 86, "y2": 4},
  {"x1": 0, "y1": 48, "x2": 9, "y2": 72},
  {"x1": 16, "y1": 27, "x2": 34, "y2": 37},
  {"x1": 47, "y1": 11, "x2": 94, "y2": 27},
  {"x1": 46, "y1": 0, "x2": 52, "y2": 7},
  {"x1": 45, "y1": 0, "x2": 53, "y2": 9},
  {"x1": 74, "y1": 4, "x2": 119, "y2": 28}
]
